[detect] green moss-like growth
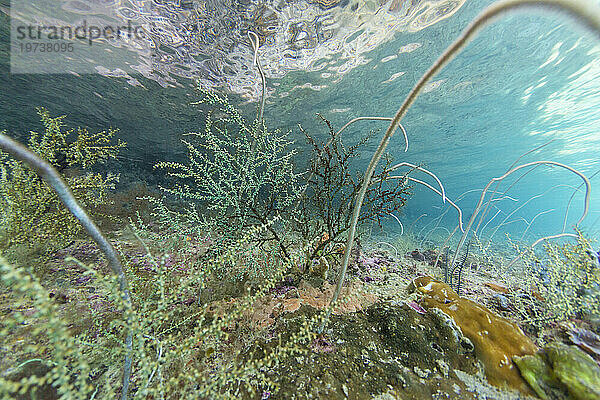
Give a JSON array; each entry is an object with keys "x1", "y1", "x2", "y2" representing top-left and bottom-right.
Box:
[
  {"x1": 515, "y1": 343, "x2": 600, "y2": 400},
  {"x1": 153, "y1": 86, "x2": 300, "y2": 273},
  {"x1": 513, "y1": 350, "x2": 561, "y2": 399},
  {"x1": 547, "y1": 343, "x2": 600, "y2": 400},
  {"x1": 519, "y1": 231, "x2": 600, "y2": 330},
  {"x1": 0, "y1": 223, "x2": 320, "y2": 399},
  {"x1": 241, "y1": 301, "x2": 480, "y2": 399},
  {"x1": 0, "y1": 108, "x2": 125, "y2": 251}
]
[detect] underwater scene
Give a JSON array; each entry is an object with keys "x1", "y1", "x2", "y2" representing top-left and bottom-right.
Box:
[{"x1": 1, "y1": 0, "x2": 600, "y2": 398}]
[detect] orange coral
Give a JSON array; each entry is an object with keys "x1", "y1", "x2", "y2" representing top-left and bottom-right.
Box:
[
  {"x1": 483, "y1": 282, "x2": 509, "y2": 294},
  {"x1": 410, "y1": 276, "x2": 538, "y2": 395},
  {"x1": 288, "y1": 280, "x2": 377, "y2": 314},
  {"x1": 246, "y1": 280, "x2": 377, "y2": 329},
  {"x1": 207, "y1": 279, "x2": 378, "y2": 332}
]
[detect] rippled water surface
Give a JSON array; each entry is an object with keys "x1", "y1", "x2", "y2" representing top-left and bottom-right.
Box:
[{"x1": 2, "y1": 0, "x2": 600, "y2": 242}]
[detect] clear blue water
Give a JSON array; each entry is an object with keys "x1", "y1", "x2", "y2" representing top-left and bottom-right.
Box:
[
  {"x1": 263, "y1": 0, "x2": 600, "y2": 244},
  {"x1": 1, "y1": 0, "x2": 599, "y2": 246}
]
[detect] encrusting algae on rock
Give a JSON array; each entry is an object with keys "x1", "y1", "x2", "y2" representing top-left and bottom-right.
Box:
[
  {"x1": 515, "y1": 343, "x2": 600, "y2": 400},
  {"x1": 409, "y1": 276, "x2": 538, "y2": 395}
]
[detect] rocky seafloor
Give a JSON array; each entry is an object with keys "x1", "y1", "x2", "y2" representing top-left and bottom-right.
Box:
[{"x1": 1, "y1": 234, "x2": 600, "y2": 400}]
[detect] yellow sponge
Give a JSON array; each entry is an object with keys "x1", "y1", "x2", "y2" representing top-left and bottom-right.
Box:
[{"x1": 410, "y1": 276, "x2": 538, "y2": 395}]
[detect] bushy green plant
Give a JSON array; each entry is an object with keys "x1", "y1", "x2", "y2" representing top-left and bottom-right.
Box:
[
  {"x1": 154, "y1": 86, "x2": 300, "y2": 262},
  {"x1": 513, "y1": 231, "x2": 600, "y2": 337},
  {"x1": 0, "y1": 108, "x2": 125, "y2": 250},
  {"x1": 0, "y1": 220, "x2": 321, "y2": 400},
  {"x1": 0, "y1": 118, "x2": 320, "y2": 399},
  {"x1": 0, "y1": 257, "x2": 95, "y2": 399}
]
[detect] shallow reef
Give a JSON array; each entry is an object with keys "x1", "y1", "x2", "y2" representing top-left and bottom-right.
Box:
[
  {"x1": 409, "y1": 275, "x2": 539, "y2": 395},
  {"x1": 244, "y1": 301, "x2": 481, "y2": 399},
  {"x1": 2, "y1": 233, "x2": 600, "y2": 399}
]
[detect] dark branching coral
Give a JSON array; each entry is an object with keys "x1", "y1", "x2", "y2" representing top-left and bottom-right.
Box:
[{"x1": 295, "y1": 114, "x2": 411, "y2": 269}]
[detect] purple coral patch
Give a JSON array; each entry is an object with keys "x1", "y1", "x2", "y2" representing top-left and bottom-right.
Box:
[
  {"x1": 407, "y1": 300, "x2": 426, "y2": 315},
  {"x1": 567, "y1": 326, "x2": 600, "y2": 360}
]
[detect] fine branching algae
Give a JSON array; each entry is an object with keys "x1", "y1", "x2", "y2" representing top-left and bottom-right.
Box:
[{"x1": 1, "y1": 0, "x2": 600, "y2": 399}]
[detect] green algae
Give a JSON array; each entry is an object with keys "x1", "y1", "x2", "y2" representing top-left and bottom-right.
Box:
[
  {"x1": 515, "y1": 343, "x2": 600, "y2": 400},
  {"x1": 513, "y1": 352, "x2": 561, "y2": 400},
  {"x1": 547, "y1": 343, "x2": 600, "y2": 400},
  {"x1": 243, "y1": 301, "x2": 482, "y2": 399}
]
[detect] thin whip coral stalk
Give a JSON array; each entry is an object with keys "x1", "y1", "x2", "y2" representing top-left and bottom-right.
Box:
[
  {"x1": 563, "y1": 167, "x2": 600, "y2": 232},
  {"x1": 432, "y1": 189, "x2": 483, "y2": 240},
  {"x1": 531, "y1": 233, "x2": 578, "y2": 247},
  {"x1": 320, "y1": 0, "x2": 600, "y2": 332},
  {"x1": 486, "y1": 183, "x2": 578, "y2": 243},
  {"x1": 386, "y1": 162, "x2": 447, "y2": 203},
  {"x1": 520, "y1": 208, "x2": 555, "y2": 240},
  {"x1": 334, "y1": 117, "x2": 409, "y2": 152},
  {"x1": 433, "y1": 224, "x2": 460, "y2": 270},
  {"x1": 389, "y1": 213, "x2": 404, "y2": 235},
  {"x1": 387, "y1": 175, "x2": 464, "y2": 232},
  {"x1": 474, "y1": 138, "x2": 556, "y2": 235},
  {"x1": 480, "y1": 208, "x2": 502, "y2": 238},
  {"x1": 409, "y1": 213, "x2": 428, "y2": 234},
  {"x1": 506, "y1": 232, "x2": 578, "y2": 269},
  {"x1": 248, "y1": 31, "x2": 266, "y2": 122},
  {"x1": 451, "y1": 161, "x2": 591, "y2": 268},
  {"x1": 475, "y1": 163, "x2": 542, "y2": 236},
  {"x1": 0, "y1": 133, "x2": 134, "y2": 400},
  {"x1": 418, "y1": 215, "x2": 438, "y2": 242}
]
